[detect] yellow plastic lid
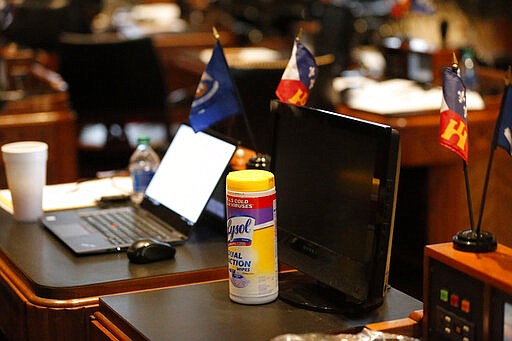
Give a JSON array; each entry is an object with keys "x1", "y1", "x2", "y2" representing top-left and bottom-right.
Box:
[{"x1": 227, "y1": 170, "x2": 275, "y2": 192}]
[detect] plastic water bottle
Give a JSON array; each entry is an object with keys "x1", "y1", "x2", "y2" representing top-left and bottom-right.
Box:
[
  {"x1": 226, "y1": 169, "x2": 278, "y2": 304},
  {"x1": 129, "y1": 136, "x2": 160, "y2": 204}
]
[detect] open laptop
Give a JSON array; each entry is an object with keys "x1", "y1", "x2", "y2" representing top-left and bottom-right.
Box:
[{"x1": 41, "y1": 124, "x2": 238, "y2": 255}]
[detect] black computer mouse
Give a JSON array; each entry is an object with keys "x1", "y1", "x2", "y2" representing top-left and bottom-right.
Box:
[{"x1": 127, "y1": 239, "x2": 176, "y2": 264}]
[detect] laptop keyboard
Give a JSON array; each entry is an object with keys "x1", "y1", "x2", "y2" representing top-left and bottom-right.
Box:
[{"x1": 79, "y1": 207, "x2": 181, "y2": 246}]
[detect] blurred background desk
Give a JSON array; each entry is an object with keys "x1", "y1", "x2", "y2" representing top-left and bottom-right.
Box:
[
  {"x1": 0, "y1": 52, "x2": 77, "y2": 188},
  {"x1": 152, "y1": 29, "x2": 237, "y2": 92}
]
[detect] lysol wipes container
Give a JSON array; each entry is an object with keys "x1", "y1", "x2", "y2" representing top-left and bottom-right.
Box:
[{"x1": 226, "y1": 169, "x2": 278, "y2": 304}]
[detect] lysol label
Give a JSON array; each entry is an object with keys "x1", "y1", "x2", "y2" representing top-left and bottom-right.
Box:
[
  {"x1": 226, "y1": 191, "x2": 277, "y2": 299},
  {"x1": 227, "y1": 216, "x2": 255, "y2": 246}
]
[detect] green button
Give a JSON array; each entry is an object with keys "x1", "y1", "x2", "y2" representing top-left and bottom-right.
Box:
[{"x1": 440, "y1": 289, "x2": 449, "y2": 302}]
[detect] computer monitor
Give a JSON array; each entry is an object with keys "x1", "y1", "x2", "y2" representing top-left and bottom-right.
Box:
[{"x1": 270, "y1": 100, "x2": 401, "y2": 314}]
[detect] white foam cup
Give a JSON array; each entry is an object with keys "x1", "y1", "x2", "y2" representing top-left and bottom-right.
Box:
[{"x1": 1, "y1": 141, "x2": 48, "y2": 222}]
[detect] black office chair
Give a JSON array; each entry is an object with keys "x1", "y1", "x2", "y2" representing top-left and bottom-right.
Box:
[
  {"x1": 3, "y1": 1, "x2": 104, "y2": 50},
  {"x1": 57, "y1": 33, "x2": 171, "y2": 177}
]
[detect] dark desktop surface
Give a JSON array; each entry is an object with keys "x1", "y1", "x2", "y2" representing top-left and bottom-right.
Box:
[
  {"x1": 98, "y1": 273, "x2": 422, "y2": 341},
  {"x1": 0, "y1": 189, "x2": 423, "y2": 340},
  {"x1": 0, "y1": 206, "x2": 228, "y2": 299}
]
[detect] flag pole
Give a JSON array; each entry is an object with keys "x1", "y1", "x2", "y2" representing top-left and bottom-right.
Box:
[
  {"x1": 451, "y1": 54, "x2": 497, "y2": 253},
  {"x1": 212, "y1": 26, "x2": 220, "y2": 40},
  {"x1": 296, "y1": 27, "x2": 303, "y2": 42},
  {"x1": 462, "y1": 162, "x2": 475, "y2": 231},
  {"x1": 475, "y1": 67, "x2": 510, "y2": 234},
  {"x1": 212, "y1": 27, "x2": 260, "y2": 156},
  {"x1": 452, "y1": 54, "x2": 476, "y2": 233}
]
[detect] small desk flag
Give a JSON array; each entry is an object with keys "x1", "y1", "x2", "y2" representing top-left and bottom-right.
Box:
[
  {"x1": 275, "y1": 39, "x2": 318, "y2": 106},
  {"x1": 439, "y1": 66, "x2": 469, "y2": 163},
  {"x1": 495, "y1": 84, "x2": 512, "y2": 155},
  {"x1": 189, "y1": 41, "x2": 242, "y2": 132}
]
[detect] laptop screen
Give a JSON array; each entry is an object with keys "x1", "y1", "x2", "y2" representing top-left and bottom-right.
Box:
[{"x1": 144, "y1": 124, "x2": 237, "y2": 225}]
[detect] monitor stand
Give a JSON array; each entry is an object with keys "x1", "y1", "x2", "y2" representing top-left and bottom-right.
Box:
[{"x1": 278, "y1": 272, "x2": 383, "y2": 315}]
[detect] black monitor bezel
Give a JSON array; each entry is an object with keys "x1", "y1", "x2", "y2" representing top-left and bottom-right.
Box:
[{"x1": 270, "y1": 100, "x2": 400, "y2": 309}]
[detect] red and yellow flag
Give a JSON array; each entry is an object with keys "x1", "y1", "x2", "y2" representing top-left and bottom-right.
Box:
[
  {"x1": 275, "y1": 40, "x2": 318, "y2": 106},
  {"x1": 439, "y1": 67, "x2": 469, "y2": 163}
]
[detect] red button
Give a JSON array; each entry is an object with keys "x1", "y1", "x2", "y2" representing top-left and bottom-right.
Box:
[
  {"x1": 450, "y1": 294, "x2": 459, "y2": 307},
  {"x1": 461, "y1": 299, "x2": 470, "y2": 313}
]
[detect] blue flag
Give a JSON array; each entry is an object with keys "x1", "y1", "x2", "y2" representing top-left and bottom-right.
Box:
[
  {"x1": 495, "y1": 85, "x2": 512, "y2": 155},
  {"x1": 189, "y1": 41, "x2": 242, "y2": 132}
]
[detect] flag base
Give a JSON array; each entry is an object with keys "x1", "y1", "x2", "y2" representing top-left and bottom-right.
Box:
[{"x1": 452, "y1": 229, "x2": 497, "y2": 253}]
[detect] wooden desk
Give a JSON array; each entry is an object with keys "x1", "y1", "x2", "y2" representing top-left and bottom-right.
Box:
[
  {"x1": 0, "y1": 64, "x2": 77, "y2": 188},
  {"x1": 90, "y1": 273, "x2": 423, "y2": 341},
  {"x1": 423, "y1": 242, "x2": 512, "y2": 340},
  {"x1": 337, "y1": 86, "x2": 512, "y2": 247},
  {"x1": 152, "y1": 29, "x2": 236, "y2": 94},
  {"x1": 0, "y1": 208, "x2": 229, "y2": 340}
]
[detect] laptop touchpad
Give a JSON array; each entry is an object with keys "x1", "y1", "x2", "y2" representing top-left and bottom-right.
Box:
[{"x1": 52, "y1": 224, "x2": 90, "y2": 238}]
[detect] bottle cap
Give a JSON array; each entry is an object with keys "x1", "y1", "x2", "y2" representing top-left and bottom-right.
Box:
[
  {"x1": 227, "y1": 170, "x2": 275, "y2": 192},
  {"x1": 137, "y1": 136, "x2": 151, "y2": 145}
]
